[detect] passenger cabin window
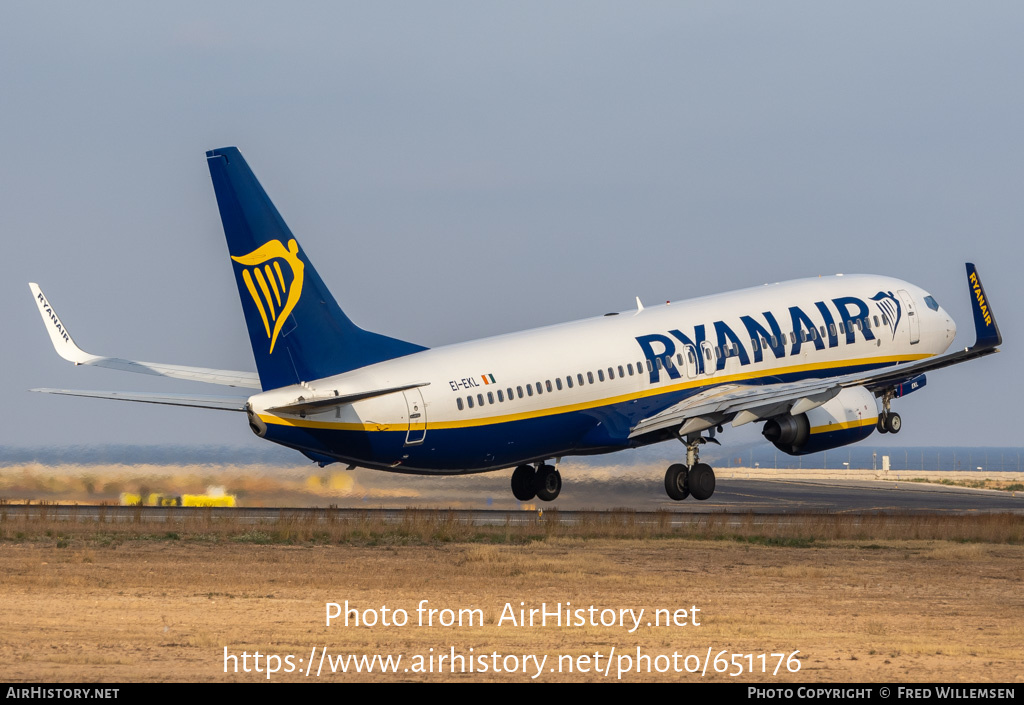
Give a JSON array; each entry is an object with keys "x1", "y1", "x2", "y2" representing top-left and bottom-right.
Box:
[
  {"x1": 607, "y1": 367, "x2": 615, "y2": 380},
  {"x1": 497, "y1": 389, "x2": 504, "y2": 402},
  {"x1": 517, "y1": 386, "x2": 524, "y2": 399},
  {"x1": 598, "y1": 369, "x2": 606, "y2": 382},
  {"x1": 619, "y1": 365, "x2": 626, "y2": 377},
  {"x1": 587, "y1": 371, "x2": 595, "y2": 384},
  {"x1": 545, "y1": 380, "x2": 553, "y2": 393},
  {"x1": 457, "y1": 398, "x2": 464, "y2": 411},
  {"x1": 555, "y1": 378, "x2": 563, "y2": 391},
  {"x1": 467, "y1": 396, "x2": 474, "y2": 409},
  {"x1": 526, "y1": 385, "x2": 533, "y2": 397},
  {"x1": 578, "y1": 373, "x2": 585, "y2": 386},
  {"x1": 477, "y1": 394, "x2": 484, "y2": 407},
  {"x1": 566, "y1": 376, "x2": 573, "y2": 388},
  {"x1": 506, "y1": 387, "x2": 513, "y2": 400},
  {"x1": 627, "y1": 363, "x2": 635, "y2": 375},
  {"x1": 655, "y1": 358, "x2": 663, "y2": 370},
  {"x1": 829, "y1": 323, "x2": 836, "y2": 336},
  {"x1": 535, "y1": 382, "x2": 543, "y2": 395}
]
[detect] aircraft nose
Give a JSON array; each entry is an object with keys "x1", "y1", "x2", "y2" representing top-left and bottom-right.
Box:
[{"x1": 945, "y1": 313, "x2": 957, "y2": 344}]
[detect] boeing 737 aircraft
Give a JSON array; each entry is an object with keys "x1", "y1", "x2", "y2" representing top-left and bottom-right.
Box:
[{"x1": 30, "y1": 147, "x2": 1002, "y2": 502}]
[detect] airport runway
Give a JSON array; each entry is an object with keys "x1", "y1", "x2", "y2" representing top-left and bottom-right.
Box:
[
  {"x1": 692, "y1": 477, "x2": 1024, "y2": 514},
  {"x1": 3, "y1": 477, "x2": 1021, "y2": 522}
]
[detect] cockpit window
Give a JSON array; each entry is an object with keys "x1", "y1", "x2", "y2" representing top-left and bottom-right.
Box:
[{"x1": 924, "y1": 295, "x2": 940, "y2": 311}]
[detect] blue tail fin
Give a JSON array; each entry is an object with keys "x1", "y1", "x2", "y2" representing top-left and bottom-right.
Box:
[{"x1": 206, "y1": 147, "x2": 426, "y2": 391}]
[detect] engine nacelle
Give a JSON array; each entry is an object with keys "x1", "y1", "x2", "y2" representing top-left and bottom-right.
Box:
[{"x1": 763, "y1": 386, "x2": 877, "y2": 456}]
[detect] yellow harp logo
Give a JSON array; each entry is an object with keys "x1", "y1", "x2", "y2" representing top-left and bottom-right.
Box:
[{"x1": 231, "y1": 238, "x2": 305, "y2": 354}]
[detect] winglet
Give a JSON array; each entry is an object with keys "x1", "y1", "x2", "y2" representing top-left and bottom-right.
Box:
[
  {"x1": 965, "y1": 263, "x2": 1001, "y2": 350},
  {"x1": 28, "y1": 283, "x2": 96, "y2": 365}
]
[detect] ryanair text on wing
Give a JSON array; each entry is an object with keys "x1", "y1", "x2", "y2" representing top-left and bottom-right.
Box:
[
  {"x1": 970, "y1": 271, "x2": 992, "y2": 327},
  {"x1": 36, "y1": 291, "x2": 70, "y2": 344}
]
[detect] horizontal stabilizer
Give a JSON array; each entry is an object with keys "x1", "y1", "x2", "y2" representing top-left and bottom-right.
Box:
[
  {"x1": 31, "y1": 388, "x2": 248, "y2": 412},
  {"x1": 265, "y1": 382, "x2": 430, "y2": 414},
  {"x1": 29, "y1": 283, "x2": 261, "y2": 389}
]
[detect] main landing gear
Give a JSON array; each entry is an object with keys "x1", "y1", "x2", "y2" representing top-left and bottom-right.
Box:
[
  {"x1": 664, "y1": 435, "x2": 716, "y2": 501},
  {"x1": 876, "y1": 390, "x2": 902, "y2": 434},
  {"x1": 511, "y1": 463, "x2": 562, "y2": 502}
]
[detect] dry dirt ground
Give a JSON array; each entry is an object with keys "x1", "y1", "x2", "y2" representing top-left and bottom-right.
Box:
[{"x1": 1, "y1": 539, "x2": 1021, "y2": 683}]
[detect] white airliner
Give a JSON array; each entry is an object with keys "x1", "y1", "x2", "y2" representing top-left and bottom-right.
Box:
[{"x1": 30, "y1": 147, "x2": 1002, "y2": 502}]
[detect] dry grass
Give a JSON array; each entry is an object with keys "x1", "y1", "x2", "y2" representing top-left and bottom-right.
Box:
[
  {"x1": 2, "y1": 506, "x2": 1022, "y2": 547},
  {"x1": 0, "y1": 538, "x2": 1021, "y2": 682},
  {"x1": 904, "y1": 477, "x2": 1024, "y2": 492},
  {"x1": 2, "y1": 463, "x2": 1022, "y2": 682}
]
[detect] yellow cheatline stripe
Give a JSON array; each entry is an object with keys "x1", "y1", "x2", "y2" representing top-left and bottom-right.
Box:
[
  {"x1": 809, "y1": 417, "x2": 878, "y2": 434},
  {"x1": 253, "y1": 267, "x2": 277, "y2": 321},
  {"x1": 265, "y1": 264, "x2": 281, "y2": 306},
  {"x1": 259, "y1": 353, "x2": 929, "y2": 433},
  {"x1": 241, "y1": 269, "x2": 271, "y2": 337}
]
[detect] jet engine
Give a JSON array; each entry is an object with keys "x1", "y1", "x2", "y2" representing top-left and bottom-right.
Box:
[{"x1": 762, "y1": 386, "x2": 877, "y2": 455}]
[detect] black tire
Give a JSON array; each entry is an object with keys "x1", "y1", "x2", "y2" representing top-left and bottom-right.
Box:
[
  {"x1": 535, "y1": 464, "x2": 561, "y2": 502},
  {"x1": 511, "y1": 465, "x2": 536, "y2": 501},
  {"x1": 664, "y1": 463, "x2": 689, "y2": 501},
  {"x1": 886, "y1": 412, "x2": 902, "y2": 434},
  {"x1": 876, "y1": 415, "x2": 889, "y2": 434},
  {"x1": 689, "y1": 463, "x2": 716, "y2": 501}
]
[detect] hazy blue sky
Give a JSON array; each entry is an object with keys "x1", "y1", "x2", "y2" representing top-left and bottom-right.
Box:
[{"x1": 3, "y1": 2, "x2": 1022, "y2": 455}]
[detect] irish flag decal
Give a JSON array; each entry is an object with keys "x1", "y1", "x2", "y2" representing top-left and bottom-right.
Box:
[{"x1": 481, "y1": 374, "x2": 496, "y2": 385}]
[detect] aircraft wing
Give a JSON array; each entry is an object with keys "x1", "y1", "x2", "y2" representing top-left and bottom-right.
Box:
[
  {"x1": 629, "y1": 263, "x2": 1001, "y2": 438},
  {"x1": 30, "y1": 283, "x2": 262, "y2": 390},
  {"x1": 30, "y1": 389, "x2": 249, "y2": 412}
]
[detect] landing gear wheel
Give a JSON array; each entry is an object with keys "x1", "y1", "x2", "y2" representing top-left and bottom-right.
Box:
[
  {"x1": 876, "y1": 416, "x2": 889, "y2": 434},
  {"x1": 886, "y1": 412, "x2": 902, "y2": 434},
  {"x1": 535, "y1": 464, "x2": 562, "y2": 502},
  {"x1": 688, "y1": 463, "x2": 716, "y2": 501},
  {"x1": 664, "y1": 463, "x2": 690, "y2": 501},
  {"x1": 511, "y1": 464, "x2": 537, "y2": 501}
]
